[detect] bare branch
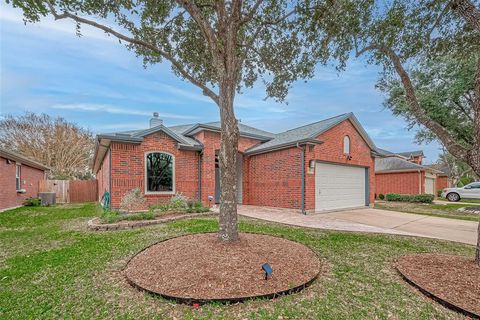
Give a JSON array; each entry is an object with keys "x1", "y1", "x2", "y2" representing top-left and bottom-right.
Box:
[{"x1": 46, "y1": 3, "x2": 219, "y2": 104}]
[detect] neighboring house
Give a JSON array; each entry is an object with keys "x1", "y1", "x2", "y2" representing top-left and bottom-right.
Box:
[
  {"x1": 92, "y1": 112, "x2": 378, "y2": 213},
  {"x1": 375, "y1": 150, "x2": 441, "y2": 197},
  {"x1": 0, "y1": 148, "x2": 50, "y2": 211},
  {"x1": 426, "y1": 163, "x2": 452, "y2": 191}
]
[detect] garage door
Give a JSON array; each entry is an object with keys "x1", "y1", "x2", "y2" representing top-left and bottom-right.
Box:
[
  {"x1": 425, "y1": 177, "x2": 435, "y2": 195},
  {"x1": 315, "y1": 162, "x2": 367, "y2": 212}
]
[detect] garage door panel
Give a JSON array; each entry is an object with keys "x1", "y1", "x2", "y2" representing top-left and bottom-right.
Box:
[{"x1": 315, "y1": 162, "x2": 366, "y2": 212}]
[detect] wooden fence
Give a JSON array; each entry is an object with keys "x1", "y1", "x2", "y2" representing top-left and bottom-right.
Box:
[{"x1": 39, "y1": 179, "x2": 98, "y2": 203}]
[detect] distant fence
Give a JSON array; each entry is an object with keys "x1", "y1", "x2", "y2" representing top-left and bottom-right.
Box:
[{"x1": 39, "y1": 179, "x2": 98, "y2": 203}]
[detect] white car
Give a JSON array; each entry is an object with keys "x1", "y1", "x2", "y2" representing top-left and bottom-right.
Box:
[{"x1": 441, "y1": 182, "x2": 480, "y2": 202}]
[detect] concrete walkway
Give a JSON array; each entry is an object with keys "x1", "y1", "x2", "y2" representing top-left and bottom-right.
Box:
[{"x1": 236, "y1": 205, "x2": 478, "y2": 246}]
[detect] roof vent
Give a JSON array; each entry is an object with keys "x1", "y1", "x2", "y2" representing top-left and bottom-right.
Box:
[{"x1": 150, "y1": 112, "x2": 163, "y2": 128}]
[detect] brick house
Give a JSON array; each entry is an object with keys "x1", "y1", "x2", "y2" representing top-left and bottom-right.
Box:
[
  {"x1": 375, "y1": 150, "x2": 442, "y2": 197},
  {"x1": 0, "y1": 148, "x2": 49, "y2": 211},
  {"x1": 93, "y1": 112, "x2": 378, "y2": 213}
]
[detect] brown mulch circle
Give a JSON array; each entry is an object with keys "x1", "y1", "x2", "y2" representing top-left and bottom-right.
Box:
[
  {"x1": 396, "y1": 253, "x2": 480, "y2": 318},
  {"x1": 124, "y1": 233, "x2": 322, "y2": 304}
]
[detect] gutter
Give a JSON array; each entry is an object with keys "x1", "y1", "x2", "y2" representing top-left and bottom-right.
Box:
[{"x1": 296, "y1": 143, "x2": 306, "y2": 215}]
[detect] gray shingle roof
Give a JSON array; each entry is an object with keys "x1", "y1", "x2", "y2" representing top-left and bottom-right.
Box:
[
  {"x1": 0, "y1": 148, "x2": 50, "y2": 171},
  {"x1": 245, "y1": 113, "x2": 376, "y2": 155},
  {"x1": 375, "y1": 157, "x2": 428, "y2": 172},
  {"x1": 397, "y1": 150, "x2": 424, "y2": 158}
]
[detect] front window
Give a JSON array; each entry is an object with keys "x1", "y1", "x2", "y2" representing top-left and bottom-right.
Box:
[
  {"x1": 146, "y1": 152, "x2": 174, "y2": 193},
  {"x1": 343, "y1": 136, "x2": 350, "y2": 154},
  {"x1": 15, "y1": 165, "x2": 21, "y2": 190}
]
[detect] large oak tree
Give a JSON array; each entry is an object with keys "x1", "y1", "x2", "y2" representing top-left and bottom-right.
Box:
[{"x1": 8, "y1": 0, "x2": 339, "y2": 241}]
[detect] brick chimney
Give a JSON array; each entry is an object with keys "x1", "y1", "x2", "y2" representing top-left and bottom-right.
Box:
[{"x1": 150, "y1": 112, "x2": 163, "y2": 128}]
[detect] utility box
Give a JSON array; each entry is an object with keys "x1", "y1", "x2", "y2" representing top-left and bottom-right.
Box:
[{"x1": 39, "y1": 192, "x2": 56, "y2": 206}]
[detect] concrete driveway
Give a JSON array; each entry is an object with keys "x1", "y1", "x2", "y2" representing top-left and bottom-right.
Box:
[{"x1": 237, "y1": 205, "x2": 478, "y2": 246}]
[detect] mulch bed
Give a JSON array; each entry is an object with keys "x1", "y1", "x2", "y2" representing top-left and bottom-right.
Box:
[
  {"x1": 87, "y1": 212, "x2": 214, "y2": 231},
  {"x1": 396, "y1": 253, "x2": 480, "y2": 318},
  {"x1": 124, "y1": 233, "x2": 322, "y2": 304}
]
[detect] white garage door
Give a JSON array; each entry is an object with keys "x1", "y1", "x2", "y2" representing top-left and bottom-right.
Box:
[
  {"x1": 425, "y1": 177, "x2": 435, "y2": 195},
  {"x1": 315, "y1": 162, "x2": 367, "y2": 212}
]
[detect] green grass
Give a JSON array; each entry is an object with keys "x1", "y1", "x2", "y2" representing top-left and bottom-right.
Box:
[
  {"x1": 439, "y1": 197, "x2": 480, "y2": 204},
  {"x1": 101, "y1": 210, "x2": 156, "y2": 223},
  {"x1": 0, "y1": 203, "x2": 475, "y2": 319},
  {"x1": 376, "y1": 201, "x2": 480, "y2": 221}
]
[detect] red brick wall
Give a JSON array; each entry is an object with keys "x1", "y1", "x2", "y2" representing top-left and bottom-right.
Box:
[
  {"x1": 96, "y1": 148, "x2": 111, "y2": 201},
  {"x1": 375, "y1": 171, "x2": 423, "y2": 196},
  {"x1": 194, "y1": 131, "x2": 263, "y2": 205},
  {"x1": 305, "y1": 119, "x2": 375, "y2": 210},
  {"x1": 437, "y1": 176, "x2": 448, "y2": 191},
  {"x1": 247, "y1": 147, "x2": 303, "y2": 208},
  {"x1": 0, "y1": 156, "x2": 45, "y2": 210},
  {"x1": 109, "y1": 132, "x2": 200, "y2": 209}
]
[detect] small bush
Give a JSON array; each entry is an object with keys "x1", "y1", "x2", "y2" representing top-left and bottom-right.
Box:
[
  {"x1": 385, "y1": 193, "x2": 434, "y2": 203},
  {"x1": 24, "y1": 197, "x2": 41, "y2": 206},
  {"x1": 378, "y1": 194, "x2": 385, "y2": 200},
  {"x1": 437, "y1": 190, "x2": 442, "y2": 197},
  {"x1": 151, "y1": 195, "x2": 209, "y2": 213},
  {"x1": 100, "y1": 210, "x2": 155, "y2": 224},
  {"x1": 119, "y1": 188, "x2": 146, "y2": 213}
]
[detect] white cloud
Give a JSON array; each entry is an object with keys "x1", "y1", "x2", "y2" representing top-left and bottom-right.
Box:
[{"x1": 50, "y1": 103, "x2": 198, "y2": 119}]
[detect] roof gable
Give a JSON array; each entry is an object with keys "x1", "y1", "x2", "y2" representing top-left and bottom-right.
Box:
[{"x1": 245, "y1": 113, "x2": 376, "y2": 155}]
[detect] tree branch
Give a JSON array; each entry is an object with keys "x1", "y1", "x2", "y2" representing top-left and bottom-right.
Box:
[
  {"x1": 175, "y1": 0, "x2": 219, "y2": 55},
  {"x1": 356, "y1": 43, "x2": 469, "y2": 160},
  {"x1": 241, "y1": 0, "x2": 263, "y2": 25},
  {"x1": 46, "y1": 3, "x2": 219, "y2": 105},
  {"x1": 451, "y1": 0, "x2": 480, "y2": 33}
]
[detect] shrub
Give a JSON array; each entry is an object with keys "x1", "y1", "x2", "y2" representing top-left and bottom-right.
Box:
[
  {"x1": 151, "y1": 196, "x2": 209, "y2": 213},
  {"x1": 24, "y1": 197, "x2": 41, "y2": 206},
  {"x1": 437, "y1": 190, "x2": 442, "y2": 197},
  {"x1": 378, "y1": 194, "x2": 385, "y2": 200},
  {"x1": 385, "y1": 193, "x2": 434, "y2": 203},
  {"x1": 119, "y1": 188, "x2": 146, "y2": 213},
  {"x1": 100, "y1": 210, "x2": 155, "y2": 224}
]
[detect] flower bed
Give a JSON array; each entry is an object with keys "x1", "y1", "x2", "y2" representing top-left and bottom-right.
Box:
[{"x1": 88, "y1": 211, "x2": 214, "y2": 231}]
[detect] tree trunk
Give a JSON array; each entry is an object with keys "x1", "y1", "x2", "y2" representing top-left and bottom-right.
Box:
[
  {"x1": 472, "y1": 57, "x2": 480, "y2": 265},
  {"x1": 217, "y1": 79, "x2": 240, "y2": 242}
]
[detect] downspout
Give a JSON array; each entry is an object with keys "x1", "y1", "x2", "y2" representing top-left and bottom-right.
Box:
[
  {"x1": 296, "y1": 143, "x2": 306, "y2": 215},
  {"x1": 198, "y1": 151, "x2": 203, "y2": 201},
  {"x1": 418, "y1": 169, "x2": 422, "y2": 194}
]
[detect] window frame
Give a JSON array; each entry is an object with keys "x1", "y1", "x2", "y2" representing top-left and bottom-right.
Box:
[
  {"x1": 343, "y1": 135, "x2": 351, "y2": 154},
  {"x1": 144, "y1": 151, "x2": 175, "y2": 195},
  {"x1": 15, "y1": 164, "x2": 21, "y2": 191}
]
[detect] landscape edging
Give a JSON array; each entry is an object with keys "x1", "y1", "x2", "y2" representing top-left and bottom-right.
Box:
[{"x1": 87, "y1": 212, "x2": 215, "y2": 231}]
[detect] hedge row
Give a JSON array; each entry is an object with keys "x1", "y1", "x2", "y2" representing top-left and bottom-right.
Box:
[{"x1": 385, "y1": 193, "x2": 434, "y2": 203}]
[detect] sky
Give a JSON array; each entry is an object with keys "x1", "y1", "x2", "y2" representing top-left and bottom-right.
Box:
[{"x1": 0, "y1": 5, "x2": 441, "y2": 163}]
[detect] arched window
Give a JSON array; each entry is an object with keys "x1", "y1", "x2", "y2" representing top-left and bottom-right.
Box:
[
  {"x1": 145, "y1": 152, "x2": 174, "y2": 193},
  {"x1": 343, "y1": 136, "x2": 350, "y2": 154}
]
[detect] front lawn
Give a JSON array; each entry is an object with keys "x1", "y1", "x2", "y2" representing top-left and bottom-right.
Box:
[
  {"x1": 376, "y1": 201, "x2": 480, "y2": 221},
  {"x1": 0, "y1": 203, "x2": 475, "y2": 319},
  {"x1": 439, "y1": 197, "x2": 480, "y2": 204}
]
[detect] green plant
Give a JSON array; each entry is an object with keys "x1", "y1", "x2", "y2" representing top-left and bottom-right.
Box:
[
  {"x1": 378, "y1": 194, "x2": 385, "y2": 200},
  {"x1": 437, "y1": 190, "x2": 442, "y2": 197},
  {"x1": 24, "y1": 197, "x2": 41, "y2": 206},
  {"x1": 385, "y1": 193, "x2": 434, "y2": 203}
]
